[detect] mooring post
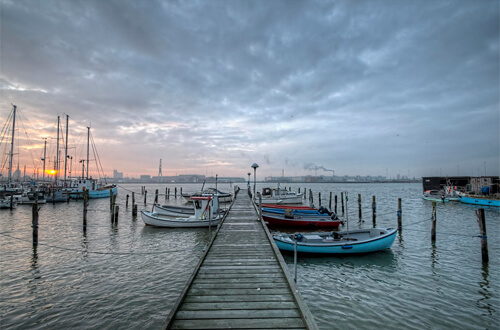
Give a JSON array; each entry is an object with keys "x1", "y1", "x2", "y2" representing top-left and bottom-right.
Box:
[
  {"x1": 358, "y1": 194, "x2": 362, "y2": 221},
  {"x1": 334, "y1": 195, "x2": 338, "y2": 214},
  {"x1": 114, "y1": 205, "x2": 119, "y2": 224},
  {"x1": 293, "y1": 234, "x2": 298, "y2": 283},
  {"x1": 259, "y1": 194, "x2": 263, "y2": 222},
  {"x1": 144, "y1": 190, "x2": 147, "y2": 205},
  {"x1": 83, "y1": 188, "x2": 88, "y2": 225},
  {"x1": 110, "y1": 188, "x2": 113, "y2": 210},
  {"x1": 309, "y1": 189, "x2": 313, "y2": 206},
  {"x1": 174, "y1": 187, "x2": 177, "y2": 198},
  {"x1": 132, "y1": 204, "x2": 137, "y2": 217},
  {"x1": 397, "y1": 198, "x2": 402, "y2": 230},
  {"x1": 372, "y1": 195, "x2": 376, "y2": 228},
  {"x1": 165, "y1": 187, "x2": 168, "y2": 199},
  {"x1": 132, "y1": 192, "x2": 135, "y2": 209},
  {"x1": 180, "y1": 187, "x2": 182, "y2": 196},
  {"x1": 318, "y1": 192, "x2": 322, "y2": 207},
  {"x1": 10, "y1": 194, "x2": 14, "y2": 210},
  {"x1": 476, "y1": 208, "x2": 489, "y2": 263},
  {"x1": 341, "y1": 192, "x2": 345, "y2": 216},
  {"x1": 304, "y1": 188, "x2": 306, "y2": 199},
  {"x1": 329, "y1": 192, "x2": 332, "y2": 210},
  {"x1": 126, "y1": 194, "x2": 129, "y2": 208},
  {"x1": 298, "y1": 187, "x2": 300, "y2": 194},
  {"x1": 32, "y1": 201, "x2": 39, "y2": 245},
  {"x1": 154, "y1": 189, "x2": 158, "y2": 204},
  {"x1": 431, "y1": 201, "x2": 437, "y2": 242}
]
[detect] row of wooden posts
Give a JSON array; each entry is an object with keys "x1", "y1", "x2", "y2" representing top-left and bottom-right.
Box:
[{"x1": 29, "y1": 186, "x2": 489, "y2": 263}]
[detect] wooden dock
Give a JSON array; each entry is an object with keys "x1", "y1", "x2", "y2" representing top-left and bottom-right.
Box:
[{"x1": 164, "y1": 190, "x2": 317, "y2": 329}]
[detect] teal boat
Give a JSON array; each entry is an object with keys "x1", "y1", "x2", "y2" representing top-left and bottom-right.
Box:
[
  {"x1": 457, "y1": 193, "x2": 500, "y2": 207},
  {"x1": 273, "y1": 228, "x2": 397, "y2": 254}
]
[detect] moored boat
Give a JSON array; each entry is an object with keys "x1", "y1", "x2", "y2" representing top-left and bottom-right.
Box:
[
  {"x1": 422, "y1": 190, "x2": 449, "y2": 202},
  {"x1": 262, "y1": 211, "x2": 341, "y2": 228},
  {"x1": 273, "y1": 228, "x2": 398, "y2": 254},
  {"x1": 456, "y1": 192, "x2": 500, "y2": 207},
  {"x1": 0, "y1": 198, "x2": 17, "y2": 209},
  {"x1": 259, "y1": 187, "x2": 303, "y2": 204},
  {"x1": 183, "y1": 187, "x2": 232, "y2": 203},
  {"x1": 260, "y1": 204, "x2": 316, "y2": 210},
  {"x1": 142, "y1": 195, "x2": 223, "y2": 227}
]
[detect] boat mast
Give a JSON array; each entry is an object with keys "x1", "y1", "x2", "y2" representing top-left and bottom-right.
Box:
[
  {"x1": 55, "y1": 116, "x2": 60, "y2": 183},
  {"x1": 64, "y1": 115, "x2": 69, "y2": 182},
  {"x1": 42, "y1": 138, "x2": 47, "y2": 181},
  {"x1": 8, "y1": 104, "x2": 16, "y2": 186},
  {"x1": 86, "y1": 126, "x2": 90, "y2": 179}
]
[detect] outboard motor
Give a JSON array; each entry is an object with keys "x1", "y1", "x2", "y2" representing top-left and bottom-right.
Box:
[
  {"x1": 330, "y1": 212, "x2": 339, "y2": 220},
  {"x1": 318, "y1": 206, "x2": 329, "y2": 214}
]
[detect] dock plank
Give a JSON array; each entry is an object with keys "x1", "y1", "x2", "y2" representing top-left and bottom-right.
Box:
[{"x1": 164, "y1": 192, "x2": 318, "y2": 330}]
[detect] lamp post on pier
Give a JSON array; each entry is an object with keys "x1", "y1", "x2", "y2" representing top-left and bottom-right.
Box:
[{"x1": 251, "y1": 163, "x2": 259, "y2": 203}]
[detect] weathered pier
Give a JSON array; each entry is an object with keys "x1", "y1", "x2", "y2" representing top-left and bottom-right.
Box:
[{"x1": 164, "y1": 191, "x2": 317, "y2": 329}]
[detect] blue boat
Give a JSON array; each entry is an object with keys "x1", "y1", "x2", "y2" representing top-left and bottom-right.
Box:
[
  {"x1": 457, "y1": 193, "x2": 500, "y2": 207},
  {"x1": 273, "y1": 228, "x2": 398, "y2": 254}
]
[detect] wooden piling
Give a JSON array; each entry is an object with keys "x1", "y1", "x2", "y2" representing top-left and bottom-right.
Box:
[
  {"x1": 180, "y1": 187, "x2": 182, "y2": 196},
  {"x1": 132, "y1": 192, "x2": 135, "y2": 209},
  {"x1": 318, "y1": 192, "x2": 322, "y2": 207},
  {"x1": 431, "y1": 201, "x2": 437, "y2": 242},
  {"x1": 304, "y1": 187, "x2": 306, "y2": 199},
  {"x1": 132, "y1": 204, "x2": 137, "y2": 217},
  {"x1": 144, "y1": 190, "x2": 147, "y2": 205},
  {"x1": 341, "y1": 192, "x2": 344, "y2": 216},
  {"x1": 32, "y1": 202, "x2": 39, "y2": 245},
  {"x1": 358, "y1": 194, "x2": 362, "y2": 221},
  {"x1": 10, "y1": 194, "x2": 14, "y2": 210},
  {"x1": 113, "y1": 205, "x2": 119, "y2": 224},
  {"x1": 476, "y1": 208, "x2": 489, "y2": 262},
  {"x1": 372, "y1": 196, "x2": 376, "y2": 228},
  {"x1": 329, "y1": 192, "x2": 332, "y2": 210},
  {"x1": 110, "y1": 188, "x2": 113, "y2": 210},
  {"x1": 334, "y1": 195, "x2": 338, "y2": 214},
  {"x1": 309, "y1": 189, "x2": 313, "y2": 205},
  {"x1": 83, "y1": 188, "x2": 88, "y2": 225},
  {"x1": 397, "y1": 198, "x2": 402, "y2": 229},
  {"x1": 154, "y1": 189, "x2": 158, "y2": 204},
  {"x1": 126, "y1": 194, "x2": 129, "y2": 207},
  {"x1": 175, "y1": 187, "x2": 177, "y2": 198},
  {"x1": 165, "y1": 187, "x2": 168, "y2": 199}
]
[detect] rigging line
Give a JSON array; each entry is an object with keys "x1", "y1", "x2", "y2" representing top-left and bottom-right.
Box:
[{"x1": 0, "y1": 232, "x2": 205, "y2": 255}]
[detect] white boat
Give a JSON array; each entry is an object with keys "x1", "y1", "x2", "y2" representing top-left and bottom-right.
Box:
[
  {"x1": 422, "y1": 190, "x2": 449, "y2": 202},
  {"x1": 153, "y1": 203, "x2": 228, "y2": 218},
  {"x1": 259, "y1": 187, "x2": 304, "y2": 204},
  {"x1": 182, "y1": 187, "x2": 232, "y2": 203},
  {"x1": 12, "y1": 192, "x2": 46, "y2": 204},
  {"x1": 273, "y1": 228, "x2": 398, "y2": 254},
  {"x1": 142, "y1": 195, "x2": 223, "y2": 227},
  {"x1": 0, "y1": 198, "x2": 17, "y2": 209}
]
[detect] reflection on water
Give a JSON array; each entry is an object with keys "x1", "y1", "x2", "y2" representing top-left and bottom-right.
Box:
[{"x1": 1, "y1": 182, "x2": 499, "y2": 329}]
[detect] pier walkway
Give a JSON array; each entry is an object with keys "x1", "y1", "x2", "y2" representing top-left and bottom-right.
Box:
[{"x1": 164, "y1": 191, "x2": 317, "y2": 329}]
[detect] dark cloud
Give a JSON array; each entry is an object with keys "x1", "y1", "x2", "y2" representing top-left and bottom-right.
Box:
[{"x1": 1, "y1": 0, "x2": 498, "y2": 178}]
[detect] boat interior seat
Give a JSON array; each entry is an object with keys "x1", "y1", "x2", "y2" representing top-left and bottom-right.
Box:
[{"x1": 370, "y1": 228, "x2": 384, "y2": 237}]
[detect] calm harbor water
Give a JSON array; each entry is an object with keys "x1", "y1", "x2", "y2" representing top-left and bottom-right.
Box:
[{"x1": 1, "y1": 182, "x2": 498, "y2": 329}]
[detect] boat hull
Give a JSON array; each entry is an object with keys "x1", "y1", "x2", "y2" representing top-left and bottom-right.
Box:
[
  {"x1": 262, "y1": 213, "x2": 341, "y2": 228},
  {"x1": 70, "y1": 186, "x2": 117, "y2": 199},
  {"x1": 153, "y1": 204, "x2": 194, "y2": 217},
  {"x1": 259, "y1": 196, "x2": 304, "y2": 204},
  {"x1": 458, "y1": 194, "x2": 500, "y2": 207},
  {"x1": 141, "y1": 210, "x2": 221, "y2": 228},
  {"x1": 273, "y1": 228, "x2": 397, "y2": 254}
]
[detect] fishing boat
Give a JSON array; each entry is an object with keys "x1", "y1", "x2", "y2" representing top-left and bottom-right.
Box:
[
  {"x1": 456, "y1": 192, "x2": 500, "y2": 207},
  {"x1": 259, "y1": 187, "x2": 303, "y2": 204},
  {"x1": 141, "y1": 195, "x2": 223, "y2": 227},
  {"x1": 0, "y1": 198, "x2": 17, "y2": 209},
  {"x1": 68, "y1": 179, "x2": 117, "y2": 199},
  {"x1": 422, "y1": 190, "x2": 449, "y2": 202},
  {"x1": 12, "y1": 191, "x2": 47, "y2": 204},
  {"x1": 262, "y1": 211, "x2": 342, "y2": 228},
  {"x1": 273, "y1": 228, "x2": 398, "y2": 254},
  {"x1": 183, "y1": 187, "x2": 232, "y2": 203},
  {"x1": 262, "y1": 206, "x2": 333, "y2": 216},
  {"x1": 153, "y1": 202, "x2": 228, "y2": 217},
  {"x1": 260, "y1": 204, "x2": 316, "y2": 210}
]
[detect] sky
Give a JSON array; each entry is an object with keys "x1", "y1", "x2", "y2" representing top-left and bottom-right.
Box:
[{"x1": 1, "y1": 0, "x2": 499, "y2": 180}]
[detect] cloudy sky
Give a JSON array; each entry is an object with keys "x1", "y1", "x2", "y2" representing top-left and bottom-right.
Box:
[{"x1": 1, "y1": 0, "x2": 498, "y2": 180}]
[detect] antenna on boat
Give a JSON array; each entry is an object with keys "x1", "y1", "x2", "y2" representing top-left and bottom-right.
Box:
[{"x1": 345, "y1": 192, "x2": 349, "y2": 240}]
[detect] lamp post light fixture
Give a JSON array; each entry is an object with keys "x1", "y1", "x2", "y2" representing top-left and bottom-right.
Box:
[{"x1": 251, "y1": 163, "x2": 259, "y2": 203}]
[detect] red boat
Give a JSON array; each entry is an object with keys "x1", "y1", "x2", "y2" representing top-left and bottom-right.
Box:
[
  {"x1": 262, "y1": 212, "x2": 342, "y2": 228},
  {"x1": 260, "y1": 204, "x2": 316, "y2": 210}
]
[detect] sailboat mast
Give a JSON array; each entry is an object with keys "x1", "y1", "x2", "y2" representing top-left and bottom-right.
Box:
[
  {"x1": 86, "y1": 126, "x2": 90, "y2": 179},
  {"x1": 8, "y1": 105, "x2": 16, "y2": 186},
  {"x1": 42, "y1": 138, "x2": 47, "y2": 181},
  {"x1": 64, "y1": 115, "x2": 69, "y2": 181},
  {"x1": 55, "y1": 116, "x2": 60, "y2": 183}
]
